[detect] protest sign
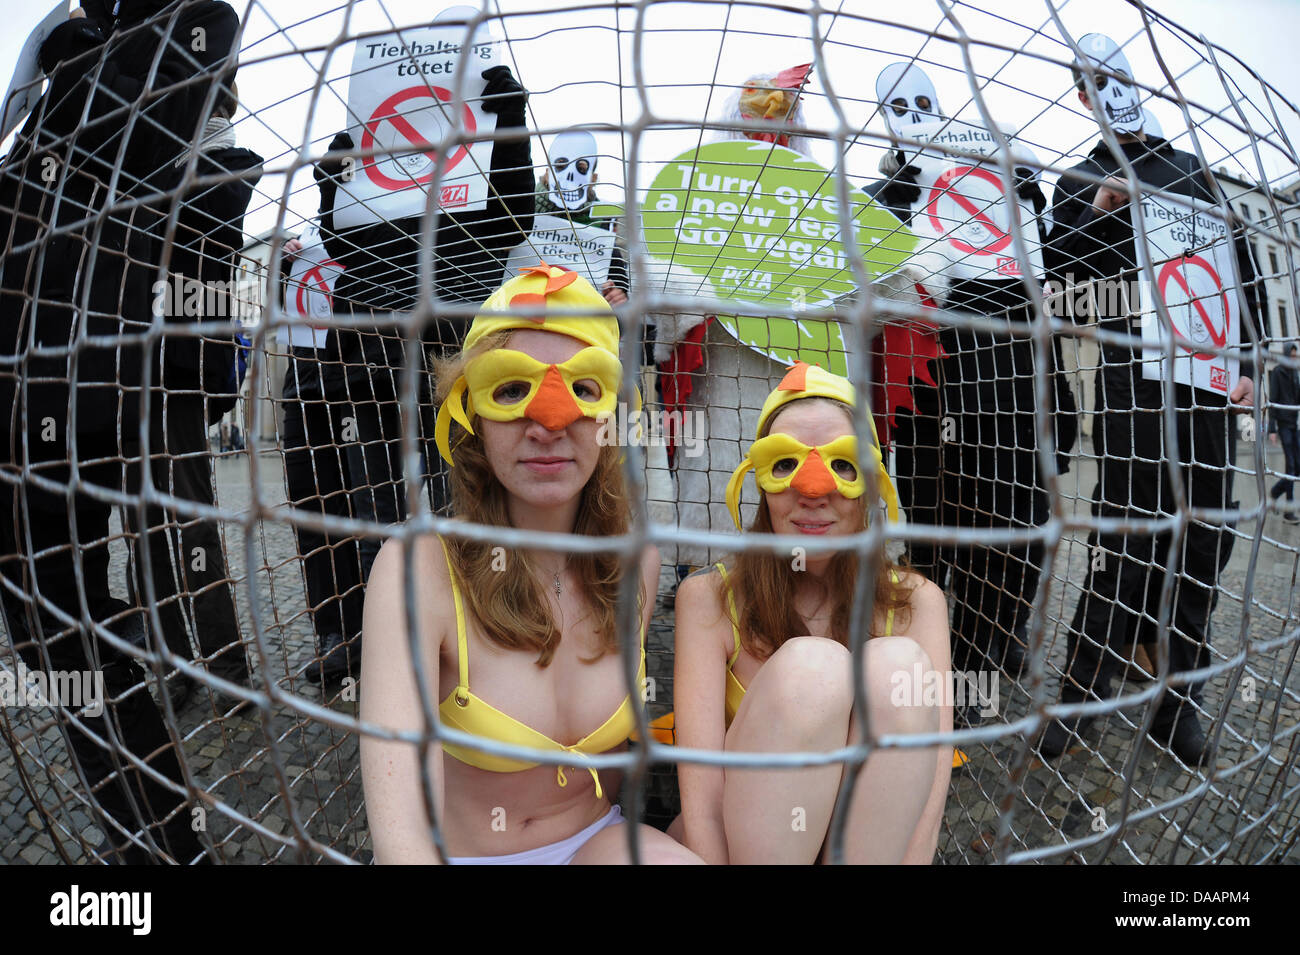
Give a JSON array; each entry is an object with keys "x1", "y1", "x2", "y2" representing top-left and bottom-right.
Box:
[
  {"x1": 505, "y1": 214, "x2": 616, "y2": 287},
  {"x1": 280, "y1": 226, "x2": 343, "y2": 348},
  {"x1": 333, "y1": 10, "x2": 498, "y2": 229},
  {"x1": 1137, "y1": 193, "x2": 1241, "y2": 394},
  {"x1": 1, "y1": 1, "x2": 65, "y2": 139},
  {"x1": 896, "y1": 118, "x2": 1044, "y2": 280},
  {"x1": 642, "y1": 140, "x2": 916, "y2": 375}
]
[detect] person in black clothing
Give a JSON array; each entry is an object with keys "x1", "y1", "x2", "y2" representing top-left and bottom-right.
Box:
[
  {"x1": 307, "y1": 63, "x2": 534, "y2": 682},
  {"x1": 1269, "y1": 342, "x2": 1300, "y2": 522},
  {"x1": 126, "y1": 77, "x2": 260, "y2": 713},
  {"x1": 1037, "y1": 34, "x2": 1261, "y2": 766},
  {"x1": 867, "y1": 63, "x2": 1078, "y2": 704},
  {"x1": 277, "y1": 229, "x2": 366, "y2": 687},
  {"x1": 0, "y1": 0, "x2": 243, "y2": 863}
]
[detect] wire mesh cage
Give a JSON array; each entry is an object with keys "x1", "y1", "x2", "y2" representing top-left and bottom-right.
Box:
[{"x1": 0, "y1": 0, "x2": 1298, "y2": 865}]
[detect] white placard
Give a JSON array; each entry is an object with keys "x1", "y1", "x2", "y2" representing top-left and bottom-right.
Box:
[
  {"x1": 895, "y1": 118, "x2": 1044, "y2": 281},
  {"x1": 505, "y1": 214, "x2": 616, "y2": 288},
  {"x1": 332, "y1": 14, "x2": 499, "y2": 229},
  {"x1": 279, "y1": 226, "x2": 342, "y2": 349},
  {"x1": 1137, "y1": 193, "x2": 1241, "y2": 395},
  {"x1": 1, "y1": 2, "x2": 67, "y2": 140}
]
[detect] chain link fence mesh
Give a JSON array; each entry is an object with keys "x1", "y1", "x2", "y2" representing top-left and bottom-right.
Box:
[{"x1": 0, "y1": 0, "x2": 1298, "y2": 863}]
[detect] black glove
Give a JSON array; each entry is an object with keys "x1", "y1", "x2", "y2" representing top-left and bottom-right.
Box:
[
  {"x1": 1013, "y1": 165, "x2": 1046, "y2": 215},
  {"x1": 38, "y1": 17, "x2": 105, "y2": 74},
  {"x1": 879, "y1": 154, "x2": 922, "y2": 210},
  {"x1": 313, "y1": 131, "x2": 355, "y2": 183},
  {"x1": 480, "y1": 65, "x2": 527, "y2": 124}
]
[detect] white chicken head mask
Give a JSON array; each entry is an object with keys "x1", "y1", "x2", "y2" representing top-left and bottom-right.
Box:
[
  {"x1": 548, "y1": 130, "x2": 598, "y2": 211},
  {"x1": 876, "y1": 62, "x2": 943, "y2": 139},
  {"x1": 1074, "y1": 33, "x2": 1144, "y2": 135}
]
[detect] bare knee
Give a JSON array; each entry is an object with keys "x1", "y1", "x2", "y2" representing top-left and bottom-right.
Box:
[
  {"x1": 752, "y1": 636, "x2": 853, "y2": 733},
  {"x1": 863, "y1": 636, "x2": 940, "y2": 736}
]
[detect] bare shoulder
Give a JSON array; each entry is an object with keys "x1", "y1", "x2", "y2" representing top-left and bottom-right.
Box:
[
  {"x1": 892, "y1": 570, "x2": 950, "y2": 667},
  {"x1": 674, "y1": 563, "x2": 735, "y2": 659},
  {"x1": 674, "y1": 563, "x2": 725, "y2": 616},
  {"x1": 900, "y1": 571, "x2": 947, "y2": 622},
  {"x1": 366, "y1": 533, "x2": 455, "y2": 646}
]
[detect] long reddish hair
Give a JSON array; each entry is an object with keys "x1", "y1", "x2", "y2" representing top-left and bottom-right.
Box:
[{"x1": 721, "y1": 398, "x2": 915, "y2": 660}]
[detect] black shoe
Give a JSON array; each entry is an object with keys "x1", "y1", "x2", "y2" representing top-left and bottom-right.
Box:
[
  {"x1": 302, "y1": 634, "x2": 340, "y2": 685},
  {"x1": 209, "y1": 670, "x2": 253, "y2": 717},
  {"x1": 1149, "y1": 715, "x2": 1212, "y2": 767},
  {"x1": 319, "y1": 631, "x2": 359, "y2": 685},
  {"x1": 1285, "y1": 510, "x2": 1300, "y2": 525},
  {"x1": 989, "y1": 631, "x2": 1027, "y2": 676},
  {"x1": 1037, "y1": 713, "x2": 1093, "y2": 760},
  {"x1": 165, "y1": 673, "x2": 197, "y2": 712}
]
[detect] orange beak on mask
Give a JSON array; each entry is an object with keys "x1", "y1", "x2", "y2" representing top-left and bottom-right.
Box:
[{"x1": 725, "y1": 361, "x2": 898, "y2": 529}]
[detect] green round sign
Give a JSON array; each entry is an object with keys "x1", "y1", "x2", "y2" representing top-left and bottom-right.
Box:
[{"x1": 643, "y1": 140, "x2": 916, "y2": 374}]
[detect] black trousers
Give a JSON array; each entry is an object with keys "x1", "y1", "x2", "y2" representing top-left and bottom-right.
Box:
[
  {"x1": 124, "y1": 393, "x2": 248, "y2": 682},
  {"x1": 892, "y1": 334, "x2": 1050, "y2": 672},
  {"x1": 332, "y1": 328, "x2": 447, "y2": 585},
  {"x1": 0, "y1": 434, "x2": 204, "y2": 863},
  {"x1": 282, "y1": 347, "x2": 365, "y2": 646},
  {"x1": 1062, "y1": 367, "x2": 1236, "y2": 726}
]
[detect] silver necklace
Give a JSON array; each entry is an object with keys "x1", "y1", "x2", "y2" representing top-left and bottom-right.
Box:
[{"x1": 553, "y1": 572, "x2": 562, "y2": 598}]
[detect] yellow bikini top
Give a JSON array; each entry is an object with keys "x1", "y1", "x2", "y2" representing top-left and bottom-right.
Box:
[
  {"x1": 715, "y1": 563, "x2": 896, "y2": 727},
  {"x1": 436, "y1": 538, "x2": 645, "y2": 799}
]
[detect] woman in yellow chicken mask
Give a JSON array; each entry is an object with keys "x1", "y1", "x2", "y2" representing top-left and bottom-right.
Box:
[
  {"x1": 670, "y1": 362, "x2": 953, "y2": 864},
  {"x1": 360, "y1": 263, "x2": 701, "y2": 866}
]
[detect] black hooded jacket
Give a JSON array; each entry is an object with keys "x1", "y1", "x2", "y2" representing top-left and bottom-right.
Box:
[{"x1": 0, "y1": 0, "x2": 240, "y2": 445}]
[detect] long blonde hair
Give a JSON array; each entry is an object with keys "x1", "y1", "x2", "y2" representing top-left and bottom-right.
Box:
[
  {"x1": 722, "y1": 397, "x2": 915, "y2": 659},
  {"x1": 433, "y1": 331, "x2": 636, "y2": 666}
]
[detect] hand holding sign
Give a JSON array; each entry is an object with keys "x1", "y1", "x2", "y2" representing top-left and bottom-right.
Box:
[{"x1": 1093, "y1": 176, "x2": 1130, "y2": 214}]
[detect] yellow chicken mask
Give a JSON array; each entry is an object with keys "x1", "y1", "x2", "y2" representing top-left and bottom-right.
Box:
[
  {"x1": 726, "y1": 362, "x2": 899, "y2": 528},
  {"x1": 435, "y1": 264, "x2": 634, "y2": 465}
]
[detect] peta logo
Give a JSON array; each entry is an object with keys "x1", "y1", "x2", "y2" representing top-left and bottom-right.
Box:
[{"x1": 49, "y1": 885, "x2": 151, "y2": 935}]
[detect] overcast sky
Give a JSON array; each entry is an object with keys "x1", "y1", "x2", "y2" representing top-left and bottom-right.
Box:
[{"x1": 3, "y1": 0, "x2": 1299, "y2": 244}]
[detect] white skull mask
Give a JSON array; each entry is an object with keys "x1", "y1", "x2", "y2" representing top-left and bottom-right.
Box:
[
  {"x1": 548, "y1": 130, "x2": 598, "y2": 211},
  {"x1": 1076, "y1": 33, "x2": 1144, "y2": 135},
  {"x1": 876, "y1": 62, "x2": 943, "y2": 139}
]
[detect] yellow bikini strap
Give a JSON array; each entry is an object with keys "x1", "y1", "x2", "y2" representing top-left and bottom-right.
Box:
[
  {"x1": 437, "y1": 537, "x2": 471, "y2": 702},
  {"x1": 714, "y1": 563, "x2": 742, "y2": 667},
  {"x1": 725, "y1": 457, "x2": 755, "y2": 530},
  {"x1": 556, "y1": 763, "x2": 604, "y2": 800}
]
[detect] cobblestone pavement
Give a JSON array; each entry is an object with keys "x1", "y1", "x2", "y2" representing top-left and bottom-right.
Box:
[{"x1": 2, "y1": 440, "x2": 1298, "y2": 864}]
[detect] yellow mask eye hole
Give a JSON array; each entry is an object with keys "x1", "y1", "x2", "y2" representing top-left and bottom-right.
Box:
[
  {"x1": 572, "y1": 378, "x2": 602, "y2": 403},
  {"x1": 831, "y1": 459, "x2": 858, "y2": 481},
  {"x1": 771, "y1": 457, "x2": 800, "y2": 478},
  {"x1": 492, "y1": 380, "x2": 532, "y2": 405}
]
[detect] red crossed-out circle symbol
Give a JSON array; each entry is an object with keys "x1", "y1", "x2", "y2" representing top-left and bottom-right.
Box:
[
  {"x1": 1156, "y1": 254, "x2": 1229, "y2": 360},
  {"x1": 296, "y1": 259, "x2": 342, "y2": 327},
  {"x1": 360, "y1": 86, "x2": 476, "y2": 191},
  {"x1": 926, "y1": 164, "x2": 1013, "y2": 257}
]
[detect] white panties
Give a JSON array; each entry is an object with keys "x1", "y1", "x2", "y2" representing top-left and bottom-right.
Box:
[{"x1": 447, "y1": 806, "x2": 624, "y2": 865}]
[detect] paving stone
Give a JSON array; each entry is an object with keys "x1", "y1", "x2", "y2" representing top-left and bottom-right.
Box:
[{"x1": 1, "y1": 449, "x2": 1298, "y2": 863}]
